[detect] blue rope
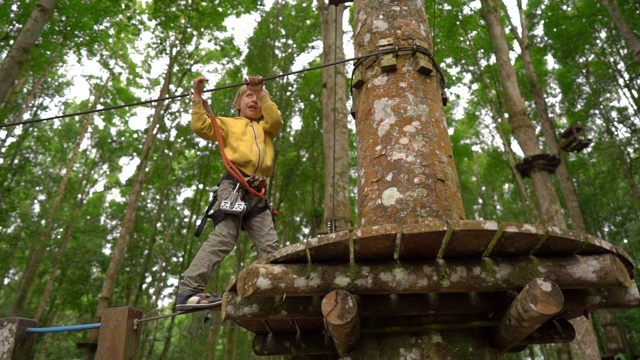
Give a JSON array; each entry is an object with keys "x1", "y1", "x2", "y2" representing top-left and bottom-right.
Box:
[{"x1": 26, "y1": 323, "x2": 101, "y2": 333}]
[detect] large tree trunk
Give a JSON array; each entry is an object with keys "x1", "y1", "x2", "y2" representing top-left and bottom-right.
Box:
[
  {"x1": 598, "y1": 0, "x2": 640, "y2": 67},
  {"x1": 353, "y1": 0, "x2": 465, "y2": 228},
  {"x1": 347, "y1": 0, "x2": 499, "y2": 357},
  {"x1": 0, "y1": 0, "x2": 58, "y2": 106},
  {"x1": 318, "y1": 0, "x2": 353, "y2": 233},
  {"x1": 480, "y1": 0, "x2": 600, "y2": 358}
]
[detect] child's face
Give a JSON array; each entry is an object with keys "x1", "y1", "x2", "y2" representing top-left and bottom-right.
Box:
[{"x1": 237, "y1": 89, "x2": 262, "y2": 120}]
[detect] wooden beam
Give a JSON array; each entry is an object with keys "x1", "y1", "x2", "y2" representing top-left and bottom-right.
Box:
[
  {"x1": 95, "y1": 307, "x2": 142, "y2": 360},
  {"x1": 492, "y1": 279, "x2": 564, "y2": 352},
  {"x1": 252, "y1": 333, "x2": 337, "y2": 356},
  {"x1": 236, "y1": 254, "x2": 631, "y2": 297},
  {"x1": 322, "y1": 290, "x2": 361, "y2": 354},
  {"x1": 223, "y1": 284, "x2": 639, "y2": 328}
]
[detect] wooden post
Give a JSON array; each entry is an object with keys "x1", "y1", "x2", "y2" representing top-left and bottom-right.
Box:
[
  {"x1": 95, "y1": 307, "x2": 142, "y2": 360},
  {"x1": 322, "y1": 290, "x2": 361, "y2": 354},
  {"x1": 492, "y1": 279, "x2": 564, "y2": 352},
  {"x1": 0, "y1": 317, "x2": 37, "y2": 360}
]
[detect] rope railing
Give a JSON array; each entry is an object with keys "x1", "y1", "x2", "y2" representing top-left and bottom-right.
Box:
[{"x1": 0, "y1": 44, "x2": 443, "y2": 130}]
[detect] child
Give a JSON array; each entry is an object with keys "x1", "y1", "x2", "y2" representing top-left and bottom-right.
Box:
[{"x1": 176, "y1": 75, "x2": 283, "y2": 310}]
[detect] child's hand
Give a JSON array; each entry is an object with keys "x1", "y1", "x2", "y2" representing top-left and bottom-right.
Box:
[
  {"x1": 192, "y1": 76, "x2": 208, "y2": 99},
  {"x1": 245, "y1": 76, "x2": 263, "y2": 94}
]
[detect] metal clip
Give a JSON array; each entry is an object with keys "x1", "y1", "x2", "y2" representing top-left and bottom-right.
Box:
[{"x1": 220, "y1": 183, "x2": 246, "y2": 215}]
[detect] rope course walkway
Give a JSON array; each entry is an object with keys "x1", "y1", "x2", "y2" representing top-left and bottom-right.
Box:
[{"x1": 0, "y1": 45, "x2": 444, "y2": 130}]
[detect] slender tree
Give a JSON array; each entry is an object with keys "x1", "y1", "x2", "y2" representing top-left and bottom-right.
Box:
[
  {"x1": 598, "y1": 0, "x2": 640, "y2": 67},
  {"x1": 0, "y1": 0, "x2": 58, "y2": 106},
  {"x1": 480, "y1": 0, "x2": 600, "y2": 358},
  {"x1": 317, "y1": 0, "x2": 353, "y2": 233}
]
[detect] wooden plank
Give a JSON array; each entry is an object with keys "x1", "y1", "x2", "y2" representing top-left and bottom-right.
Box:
[
  {"x1": 353, "y1": 224, "x2": 398, "y2": 261},
  {"x1": 263, "y1": 319, "x2": 298, "y2": 333},
  {"x1": 484, "y1": 223, "x2": 546, "y2": 258},
  {"x1": 442, "y1": 220, "x2": 498, "y2": 258},
  {"x1": 233, "y1": 319, "x2": 270, "y2": 334},
  {"x1": 531, "y1": 227, "x2": 584, "y2": 256},
  {"x1": 293, "y1": 318, "x2": 325, "y2": 332},
  {"x1": 267, "y1": 241, "x2": 308, "y2": 264},
  {"x1": 308, "y1": 231, "x2": 351, "y2": 263},
  {"x1": 578, "y1": 234, "x2": 634, "y2": 273},
  {"x1": 397, "y1": 219, "x2": 447, "y2": 260}
]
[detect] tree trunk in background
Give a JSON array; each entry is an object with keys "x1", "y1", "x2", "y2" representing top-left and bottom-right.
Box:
[
  {"x1": 508, "y1": 5, "x2": 585, "y2": 231},
  {"x1": 0, "y1": 0, "x2": 58, "y2": 106},
  {"x1": 598, "y1": 0, "x2": 640, "y2": 67},
  {"x1": 599, "y1": 109, "x2": 640, "y2": 208},
  {"x1": 84, "y1": 65, "x2": 170, "y2": 354},
  {"x1": 480, "y1": 0, "x2": 564, "y2": 227},
  {"x1": 0, "y1": 63, "x2": 49, "y2": 148},
  {"x1": 480, "y1": 0, "x2": 600, "y2": 358},
  {"x1": 318, "y1": 0, "x2": 353, "y2": 232},
  {"x1": 511, "y1": 4, "x2": 632, "y2": 356},
  {"x1": 11, "y1": 78, "x2": 108, "y2": 315}
]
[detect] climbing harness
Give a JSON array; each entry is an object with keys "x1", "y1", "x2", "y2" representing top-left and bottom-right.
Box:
[{"x1": 220, "y1": 183, "x2": 246, "y2": 215}]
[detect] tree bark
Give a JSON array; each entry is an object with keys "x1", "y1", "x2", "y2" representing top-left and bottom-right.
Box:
[
  {"x1": 598, "y1": 0, "x2": 640, "y2": 67},
  {"x1": 480, "y1": 0, "x2": 564, "y2": 228},
  {"x1": 492, "y1": 279, "x2": 564, "y2": 352},
  {"x1": 318, "y1": 0, "x2": 353, "y2": 233},
  {"x1": 507, "y1": 2, "x2": 585, "y2": 231},
  {"x1": 352, "y1": 0, "x2": 465, "y2": 227},
  {"x1": 0, "y1": 0, "x2": 58, "y2": 106},
  {"x1": 321, "y1": 290, "x2": 360, "y2": 354}
]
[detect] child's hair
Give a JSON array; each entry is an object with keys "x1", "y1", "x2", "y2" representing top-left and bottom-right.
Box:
[{"x1": 233, "y1": 85, "x2": 270, "y2": 116}]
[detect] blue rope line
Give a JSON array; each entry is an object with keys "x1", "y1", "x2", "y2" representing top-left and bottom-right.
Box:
[{"x1": 26, "y1": 323, "x2": 101, "y2": 333}]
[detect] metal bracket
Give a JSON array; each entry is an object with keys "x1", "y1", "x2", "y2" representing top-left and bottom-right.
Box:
[
  {"x1": 378, "y1": 38, "x2": 397, "y2": 72},
  {"x1": 414, "y1": 40, "x2": 434, "y2": 76}
]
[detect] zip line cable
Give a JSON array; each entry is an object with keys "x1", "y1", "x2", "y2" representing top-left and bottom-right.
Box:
[{"x1": 0, "y1": 50, "x2": 393, "y2": 130}]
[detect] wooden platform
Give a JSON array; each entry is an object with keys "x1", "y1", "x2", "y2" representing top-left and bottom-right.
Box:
[{"x1": 221, "y1": 219, "x2": 639, "y2": 357}]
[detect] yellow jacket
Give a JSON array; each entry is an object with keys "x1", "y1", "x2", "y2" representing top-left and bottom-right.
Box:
[{"x1": 191, "y1": 95, "x2": 283, "y2": 178}]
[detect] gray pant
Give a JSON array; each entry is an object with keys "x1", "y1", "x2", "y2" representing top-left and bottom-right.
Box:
[{"x1": 178, "y1": 179, "x2": 279, "y2": 294}]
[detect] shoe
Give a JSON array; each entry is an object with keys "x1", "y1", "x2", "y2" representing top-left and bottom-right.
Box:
[{"x1": 176, "y1": 291, "x2": 222, "y2": 311}]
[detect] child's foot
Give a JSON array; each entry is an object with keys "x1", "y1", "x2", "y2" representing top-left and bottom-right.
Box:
[{"x1": 176, "y1": 292, "x2": 222, "y2": 311}]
